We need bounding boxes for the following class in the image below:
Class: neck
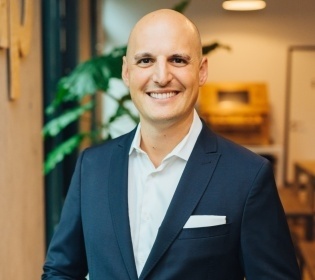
[139,114,194,167]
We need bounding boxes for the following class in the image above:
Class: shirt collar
[129,109,202,161]
[129,124,142,155]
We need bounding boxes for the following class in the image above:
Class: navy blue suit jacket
[42,124,300,279]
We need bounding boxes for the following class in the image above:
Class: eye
[137,58,154,67]
[172,58,186,64]
[139,58,151,64]
[169,56,189,66]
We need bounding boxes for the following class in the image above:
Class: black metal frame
[42,0,98,246]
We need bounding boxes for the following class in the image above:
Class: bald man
[42,9,300,279]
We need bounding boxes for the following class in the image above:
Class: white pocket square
[183,215,226,228]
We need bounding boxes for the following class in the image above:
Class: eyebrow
[133,52,153,61]
[133,52,192,61]
[171,53,192,61]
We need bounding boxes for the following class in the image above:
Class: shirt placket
[136,169,156,272]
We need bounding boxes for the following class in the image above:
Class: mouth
[148,91,179,100]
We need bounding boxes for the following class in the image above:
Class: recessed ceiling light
[222,0,266,11]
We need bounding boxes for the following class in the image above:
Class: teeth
[150,92,177,99]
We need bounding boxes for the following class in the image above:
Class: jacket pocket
[178,223,231,239]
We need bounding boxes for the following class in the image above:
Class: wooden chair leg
[305,216,314,241]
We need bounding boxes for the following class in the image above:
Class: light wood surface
[295,160,315,211]
[279,188,313,215]
[296,161,315,177]
[0,0,45,278]
[0,0,8,48]
[198,82,270,145]
[299,241,315,280]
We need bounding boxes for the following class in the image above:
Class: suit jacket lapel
[139,125,221,280]
[108,130,138,280]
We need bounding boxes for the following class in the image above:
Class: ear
[198,57,208,86]
[121,56,130,87]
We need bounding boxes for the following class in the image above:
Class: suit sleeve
[42,152,88,280]
[241,161,301,279]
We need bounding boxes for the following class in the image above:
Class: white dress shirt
[128,110,202,276]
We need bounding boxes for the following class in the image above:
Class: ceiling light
[222,0,266,11]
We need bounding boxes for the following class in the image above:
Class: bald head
[126,9,203,60]
[121,8,208,130]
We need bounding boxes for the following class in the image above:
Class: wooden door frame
[283,45,315,185]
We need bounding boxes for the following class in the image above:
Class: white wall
[102,0,315,144]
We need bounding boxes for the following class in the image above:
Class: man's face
[122,12,208,128]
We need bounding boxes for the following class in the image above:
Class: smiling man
[42,9,300,280]
[122,10,208,168]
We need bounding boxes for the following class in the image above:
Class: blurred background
[0,0,314,278]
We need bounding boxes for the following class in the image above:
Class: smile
[149,92,178,99]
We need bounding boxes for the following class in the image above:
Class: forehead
[127,14,201,58]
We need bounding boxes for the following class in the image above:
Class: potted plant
[43,0,230,175]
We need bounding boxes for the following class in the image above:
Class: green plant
[43,0,230,175]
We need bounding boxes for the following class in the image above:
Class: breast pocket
[177,223,231,239]
[161,223,233,279]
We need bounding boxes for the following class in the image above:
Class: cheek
[178,72,199,90]
[129,69,151,86]
[129,92,145,114]
[176,66,198,82]
[129,90,142,104]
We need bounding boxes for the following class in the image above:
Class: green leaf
[120,93,133,103]
[46,46,127,113]
[172,0,191,13]
[43,101,94,138]
[108,102,139,124]
[202,42,231,55]
[44,134,85,175]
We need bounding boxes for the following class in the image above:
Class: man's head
[122,9,208,127]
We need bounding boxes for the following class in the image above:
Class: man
[42,9,300,279]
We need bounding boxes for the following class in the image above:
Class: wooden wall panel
[0,0,45,278]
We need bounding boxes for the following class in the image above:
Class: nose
[152,59,172,86]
